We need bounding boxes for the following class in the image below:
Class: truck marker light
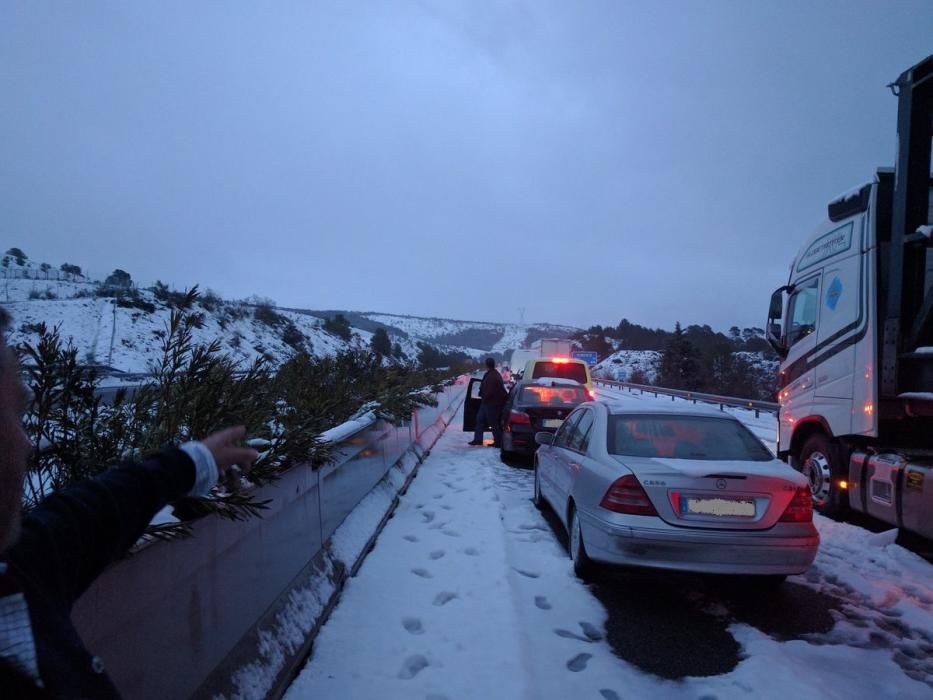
[864,402,874,415]
[838,480,849,490]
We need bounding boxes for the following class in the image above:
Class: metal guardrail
[593,378,779,418]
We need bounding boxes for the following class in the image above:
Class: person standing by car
[0,307,258,698]
[469,358,508,447]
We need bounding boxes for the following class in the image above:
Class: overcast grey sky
[2,1,931,331]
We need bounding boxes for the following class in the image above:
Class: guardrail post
[720,403,724,411]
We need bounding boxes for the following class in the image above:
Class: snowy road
[284,391,932,700]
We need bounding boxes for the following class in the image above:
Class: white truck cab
[767,54,933,539]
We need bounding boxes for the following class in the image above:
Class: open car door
[462,378,483,431]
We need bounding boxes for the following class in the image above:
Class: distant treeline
[574,318,778,400]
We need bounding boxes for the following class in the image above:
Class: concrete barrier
[71,380,467,700]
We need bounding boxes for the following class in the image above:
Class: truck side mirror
[767,287,789,358]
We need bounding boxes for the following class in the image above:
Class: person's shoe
[467,440,483,446]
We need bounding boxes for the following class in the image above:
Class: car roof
[528,357,587,365]
[513,378,585,388]
[601,402,742,420]
[529,377,583,387]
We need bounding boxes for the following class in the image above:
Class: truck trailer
[508,338,576,378]
[766,54,933,539]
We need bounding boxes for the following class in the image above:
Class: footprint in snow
[534,596,552,610]
[566,653,592,672]
[441,504,453,511]
[463,547,479,556]
[402,617,424,635]
[432,494,444,499]
[403,535,419,543]
[600,691,621,700]
[420,510,436,524]
[411,568,432,578]
[579,621,603,641]
[513,568,540,579]
[433,591,457,606]
[555,629,592,643]
[398,654,429,680]
[442,529,460,537]
[429,550,445,560]
[426,694,450,700]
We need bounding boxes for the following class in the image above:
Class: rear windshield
[607,415,773,461]
[519,385,587,407]
[530,362,587,385]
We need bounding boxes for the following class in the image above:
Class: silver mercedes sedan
[533,403,819,583]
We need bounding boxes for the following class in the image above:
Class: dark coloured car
[499,379,589,460]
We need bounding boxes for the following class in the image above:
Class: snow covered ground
[284,389,932,700]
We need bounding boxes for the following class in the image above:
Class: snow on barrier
[70,379,468,700]
[594,378,779,417]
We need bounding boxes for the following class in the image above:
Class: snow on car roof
[531,377,582,387]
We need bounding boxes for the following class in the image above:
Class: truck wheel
[800,434,848,516]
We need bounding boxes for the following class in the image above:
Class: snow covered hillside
[362,313,579,357]
[1,255,580,372]
[592,350,662,383]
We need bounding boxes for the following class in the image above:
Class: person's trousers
[473,402,503,446]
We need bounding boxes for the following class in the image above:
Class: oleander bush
[18,304,457,536]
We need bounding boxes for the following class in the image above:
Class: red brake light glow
[551,357,569,364]
[779,486,813,523]
[508,410,531,426]
[587,389,596,399]
[599,475,657,515]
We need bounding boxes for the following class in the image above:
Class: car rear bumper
[578,509,819,576]
[504,426,558,455]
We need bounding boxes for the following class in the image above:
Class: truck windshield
[608,415,773,461]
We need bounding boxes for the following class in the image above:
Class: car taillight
[599,475,657,515]
[779,486,813,523]
[587,389,596,400]
[508,410,531,426]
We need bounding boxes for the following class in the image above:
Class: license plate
[682,497,755,517]
[542,418,563,428]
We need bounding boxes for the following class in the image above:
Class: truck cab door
[780,275,821,427]
[462,378,483,432]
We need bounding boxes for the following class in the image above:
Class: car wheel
[569,506,594,581]
[533,460,544,510]
[800,433,848,516]
[759,574,787,589]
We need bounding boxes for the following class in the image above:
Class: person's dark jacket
[479,368,508,405]
[0,448,200,698]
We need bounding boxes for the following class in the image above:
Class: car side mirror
[535,432,554,446]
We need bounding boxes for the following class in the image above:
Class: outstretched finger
[229,447,260,470]
[211,425,247,445]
